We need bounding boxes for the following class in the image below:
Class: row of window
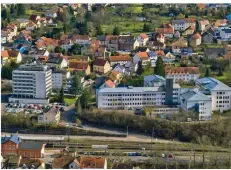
[106,98,165,101]
[217,101,230,103]
[217,96,230,99]
[106,93,165,97]
[216,105,230,108]
[103,102,165,106]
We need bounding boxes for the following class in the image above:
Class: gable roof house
[1,49,22,66]
[46,56,68,69]
[79,157,107,169]
[93,59,111,74]
[13,18,29,29]
[133,52,150,66]
[214,19,228,28]
[137,33,149,46]
[35,36,59,50]
[100,79,116,89]
[156,24,174,38]
[106,36,119,50]
[171,37,188,54]
[199,19,210,32]
[69,61,91,75]
[189,33,202,48]
[109,55,132,66]
[45,6,60,18]
[29,14,41,22]
[118,36,139,51]
[52,155,80,169]
[72,35,91,45]
[26,21,37,31]
[182,26,195,36]
[172,18,196,31]
[202,28,216,44]
[38,106,60,124]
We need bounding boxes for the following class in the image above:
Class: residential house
[97,35,107,46]
[148,51,158,67]
[163,52,176,64]
[174,31,181,38]
[72,35,91,45]
[46,57,68,69]
[59,39,74,51]
[156,24,174,38]
[155,50,165,57]
[202,28,216,43]
[214,19,228,28]
[155,33,165,43]
[26,21,37,31]
[1,49,22,65]
[147,41,166,50]
[69,61,91,75]
[29,14,41,22]
[14,30,32,45]
[14,19,29,29]
[124,61,138,73]
[38,56,49,63]
[219,28,231,40]
[118,36,139,51]
[171,37,188,54]
[38,107,61,124]
[172,18,196,31]
[35,37,59,50]
[34,49,50,60]
[68,56,90,62]
[52,155,80,169]
[19,158,45,169]
[93,59,111,74]
[180,89,212,120]
[109,70,122,83]
[45,6,59,18]
[137,33,149,46]
[109,55,132,66]
[189,33,202,47]
[204,48,225,59]
[79,157,107,169]
[106,36,119,50]
[100,79,116,89]
[199,19,210,32]
[4,155,21,169]
[165,67,200,82]
[95,47,111,59]
[144,74,166,87]
[112,64,126,74]
[182,26,195,36]
[133,52,150,65]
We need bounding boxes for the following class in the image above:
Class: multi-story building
[9,63,52,104]
[165,67,200,83]
[97,79,181,109]
[109,55,132,66]
[196,77,231,112]
[38,107,61,124]
[172,19,196,31]
[52,69,70,90]
[180,89,212,120]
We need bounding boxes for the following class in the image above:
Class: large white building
[180,89,212,120]
[9,63,52,104]
[196,77,231,112]
[97,79,181,109]
[52,69,70,90]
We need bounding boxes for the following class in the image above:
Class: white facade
[165,73,200,82]
[220,29,231,39]
[52,71,70,90]
[137,36,149,46]
[11,64,52,102]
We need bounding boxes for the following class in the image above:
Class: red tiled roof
[72,35,90,41]
[35,36,59,48]
[139,33,149,39]
[156,28,174,34]
[109,55,131,62]
[1,50,19,58]
[69,61,89,70]
[191,33,201,39]
[80,157,105,169]
[165,67,200,74]
[136,52,149,59]
[155,50,165,56]
[105,79,115,88]
[199,20,210,26]
[93,59,108,66]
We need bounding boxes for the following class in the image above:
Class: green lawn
[64,96,78,106]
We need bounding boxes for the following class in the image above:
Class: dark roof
[204,48,225,59]
[97,35,107,41]
[202,28,216,37]
[1,134,21,144]
[29,14,39,21]
[52,155,77,169]
[118,36,136,45]
[221,28,231,33]
[18,141,44,150]
[47,57,63,64]
[93,59,108,66]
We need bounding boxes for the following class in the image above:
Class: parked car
[168,154,174,158]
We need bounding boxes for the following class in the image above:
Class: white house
[133,52,150,65]
[137,33,149,46]
[165,67,200,83]
[109,55,132,66]
[219,28,231,40]
[72,35,91,45]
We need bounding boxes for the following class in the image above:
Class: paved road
[61,104,76,123]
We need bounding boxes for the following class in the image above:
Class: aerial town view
[1,3,231,169]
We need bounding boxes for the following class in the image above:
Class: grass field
[64,95,78,106]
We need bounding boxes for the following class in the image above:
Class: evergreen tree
[71,73,83,95]
[205,67,210,77]
[10,4,15,14]
[113,26,120,35]
[80,88,91,109]
[54,46,63,53]
[155,57,165,77]
[136,60,143,75]
[17,4,26,16]
[2,8,9,20]
[76,98,82,115]
[59,86,64,104]
[195,20,200,32]
[217,68,223,76]
[96,25,103,35]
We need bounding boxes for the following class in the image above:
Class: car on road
[168,154,174,158]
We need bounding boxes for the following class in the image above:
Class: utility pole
[126,125,129,137]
